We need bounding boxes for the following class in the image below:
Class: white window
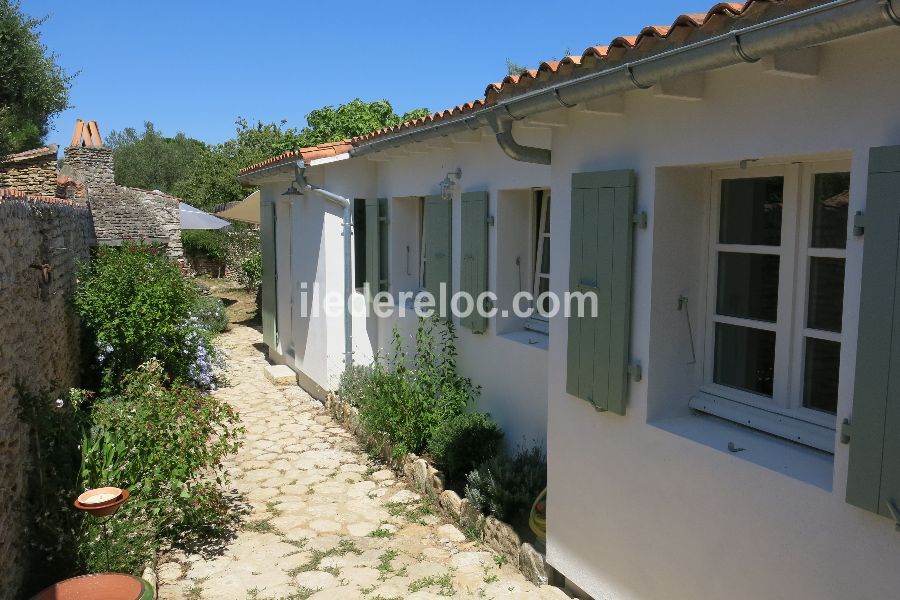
[526,189,551,334]
[694,161,849,452]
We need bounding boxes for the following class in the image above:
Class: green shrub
[428,412,503,483]
[74,243,221,390]
[181,229,226,260]
[240,252,262,292]
[338,363,374,407]
[16,384,90,593]
[357,317,480,457]
[77,361,243,572]
[194,294,229,333]
[465,446,547,522]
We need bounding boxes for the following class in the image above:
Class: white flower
[54,398,64,408]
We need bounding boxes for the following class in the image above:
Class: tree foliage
[0,0,73,157]
[172,99,428,210]
[106,121,205,193]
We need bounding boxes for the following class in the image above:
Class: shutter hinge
[628,362,642,382]
[853,211,865,236]
[487,215,495,226]
[840,418,852,444]
[379,216,390,224]
[632,212,647,229]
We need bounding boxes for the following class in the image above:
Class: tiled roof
[238,141,354,176]
[2,145,58,164]
[239,0,821,176]
[0,187,84,207]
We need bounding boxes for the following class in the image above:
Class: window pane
[803,338,841,414]
[714,323,776,397]
[540,238,550,274]
[720,177,784,245]
[716,252,780,322]
[807,257,845,332]
[537,277,550,315]
[543,196,551,234]
[811,172,850,249]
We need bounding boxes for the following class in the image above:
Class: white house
[239,1,900,598]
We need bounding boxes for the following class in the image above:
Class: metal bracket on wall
[853,211,866,236]
[887,500,900,532]
[487,215,495,226]
[628,362,643,382]
[632,212,648,229]
[840,418,852,444]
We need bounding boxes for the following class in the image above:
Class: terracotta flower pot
[74,487,129,517]
[31,573,153,600]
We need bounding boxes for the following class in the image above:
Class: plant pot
[74,487,129,517]
[31,573,154,600]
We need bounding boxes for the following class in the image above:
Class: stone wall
[0,146,59,197]
[59,145,115,198]
[0,192,96,596]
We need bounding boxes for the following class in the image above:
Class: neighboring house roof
[240,0,820,176]
[1,145,58,164]
[88,186,181,244]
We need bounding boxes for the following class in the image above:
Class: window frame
[526,188,551,334]
[701,160,849,438]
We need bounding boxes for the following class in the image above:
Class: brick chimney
[60,120,115,196]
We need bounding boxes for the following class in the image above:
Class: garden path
[157,323,567,600]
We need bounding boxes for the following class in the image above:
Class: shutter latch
[840,418,852,444]
[632,212,648,229]
[853,211,865,236]
[628,362,643,382]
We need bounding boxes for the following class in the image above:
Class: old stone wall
[59,145,115,198]
[0,146,59,197]
[0,193,96,596]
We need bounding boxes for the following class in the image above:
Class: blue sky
[25,0,716,148]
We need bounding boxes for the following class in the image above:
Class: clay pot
[74,488,129,517]
[31,573,153,600]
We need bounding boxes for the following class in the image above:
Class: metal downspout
[293,161,354,368]
[488,112,552,165]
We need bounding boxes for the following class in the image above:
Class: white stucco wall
[258,24,900,600]
[544,29,900,600]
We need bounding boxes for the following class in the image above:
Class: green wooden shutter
[261,199,277,349]
[365,198,380,292]
[379,198,389,292]
[566,170,636,415]
[847,145,900,523]
[424,194,451,306]
[461,191,489,333]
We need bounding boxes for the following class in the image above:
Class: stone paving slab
[157,324,568,600]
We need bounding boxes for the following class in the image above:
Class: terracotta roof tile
[240,1,821,176]
[2,145,58,164]
[0,187,83,207]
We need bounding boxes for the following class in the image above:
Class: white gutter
[292,161,354,368]
[347,0,900,164]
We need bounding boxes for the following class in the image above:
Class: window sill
[652,412,834,491]
[497,329,549,351]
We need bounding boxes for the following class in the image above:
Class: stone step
[263,364,296,386]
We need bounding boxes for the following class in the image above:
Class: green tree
[175,99,428,209]
[0,1,73,157]
[106,121,206,193]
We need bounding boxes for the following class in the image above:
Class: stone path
[157,324,566,600]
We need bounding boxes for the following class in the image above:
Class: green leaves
[0,1,73,157]
[347,316,480,457]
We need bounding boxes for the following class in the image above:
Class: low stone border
[142,562,158,598]
[324,392,549,586]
